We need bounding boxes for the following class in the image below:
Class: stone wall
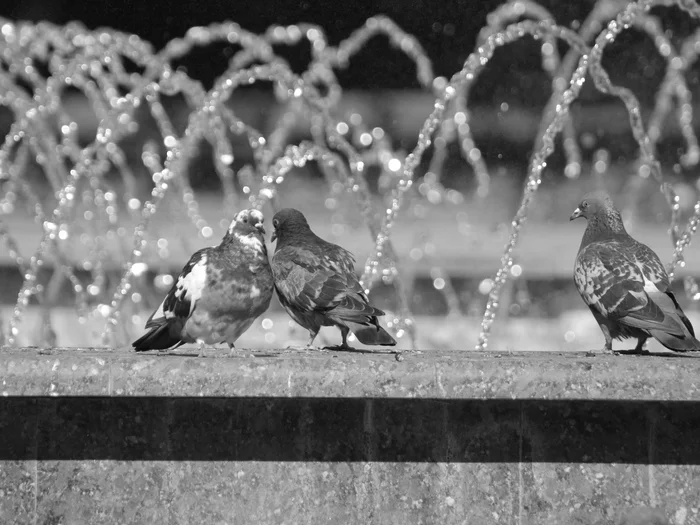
[1,348,698,524]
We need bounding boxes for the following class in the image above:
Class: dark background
[1,0,698,100]
[2,0,700,189]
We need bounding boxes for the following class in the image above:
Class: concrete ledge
[1,348,699,400]
[1,349,699,524]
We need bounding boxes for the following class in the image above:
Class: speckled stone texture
[0,348,699,524]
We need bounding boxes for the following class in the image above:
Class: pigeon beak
[255,222,265,235]
[271,230,277,243]
[569,207,583,221]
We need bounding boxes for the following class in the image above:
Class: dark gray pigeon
[270,208,396,350]
[571,191,700,353]
[132,209,273,356]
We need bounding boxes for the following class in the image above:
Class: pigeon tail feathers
[648,329,700,352]
[614,289,700,351]
[668,293,696,336]
[345,320,397,346]
[132,321,184,351]
[618,293,686,336]
[329,295,386,321]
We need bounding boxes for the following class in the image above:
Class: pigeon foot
[617,347,650,356]
[285,344,322,352]
[584,347,619,357]
[324,343,357,352]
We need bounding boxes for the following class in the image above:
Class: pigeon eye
[582,201,588,209]
[273,219,279,228]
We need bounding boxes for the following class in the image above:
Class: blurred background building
[2,0,699,192]
[1,0,700,350]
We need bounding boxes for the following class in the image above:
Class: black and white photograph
[0,0,699,523]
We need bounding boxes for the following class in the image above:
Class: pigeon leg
[586,324,616,356]
[197,340,206,358]
[339,326,353,349]
[306,329,319,347]
[600,325,616,354]
[325,326,356,351]
[285,327,321,351]
[228,342,235,355]
[633,337,648,354]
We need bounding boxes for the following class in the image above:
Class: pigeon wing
[146,248,209,327]
[321,243,386,318]
[621,242,687,334]
[632,242,670,291]
[272,244,381,317]
[575,241,684,335]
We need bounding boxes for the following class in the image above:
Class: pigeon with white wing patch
[132,209,274,357]
[571,191,700,353]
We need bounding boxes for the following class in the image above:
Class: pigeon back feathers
[156,251,208,323]
[132,249,209,350]
[272,243,382,320]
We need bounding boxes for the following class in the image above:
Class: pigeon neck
[220,231,235,247]
[221,229,262,248]
[580,209,627,249]
[275,225,313,250]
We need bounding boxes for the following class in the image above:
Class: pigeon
[570,191,700,353]
[270,208,396,350]
[132,209,274,356]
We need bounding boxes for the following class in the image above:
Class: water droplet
[131,263,148,277]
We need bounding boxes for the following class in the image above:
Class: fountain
[1,0,700,350]
[4,4,700,521]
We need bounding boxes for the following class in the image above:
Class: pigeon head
[227,209,266,238]
[570,191,627,241]
[570,191,617,221]
[271,208,311,243]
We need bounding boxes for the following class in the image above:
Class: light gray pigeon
[132,209,273,356]
[571,191,700,353]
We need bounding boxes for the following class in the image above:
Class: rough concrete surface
[0,348,699,524]
[1,347,700,399]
